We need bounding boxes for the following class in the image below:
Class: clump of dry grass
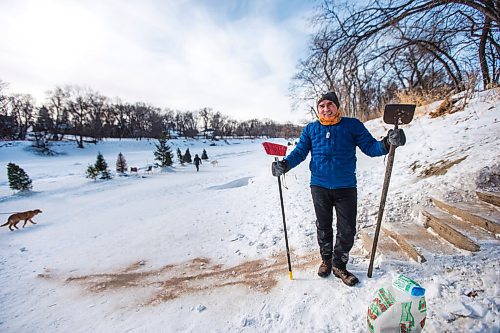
[395,89,449,106]
[412,156,468,178]
[429,95,458,118]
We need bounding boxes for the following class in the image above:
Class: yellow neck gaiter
[319,108,342,125]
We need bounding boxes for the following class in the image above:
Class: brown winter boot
[332,266,359,286]
[317,259,332,278]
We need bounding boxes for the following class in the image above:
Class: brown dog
[1,209,42,231]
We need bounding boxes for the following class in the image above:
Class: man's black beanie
[317,91,340,109]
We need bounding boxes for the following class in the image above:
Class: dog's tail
[0,221,8,227]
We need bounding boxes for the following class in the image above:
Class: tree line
[291,0,499,120]
[0,80,303,147]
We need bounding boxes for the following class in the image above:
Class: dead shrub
[429,95,458,118]
[395,88,449,106]
[419,156,468,178]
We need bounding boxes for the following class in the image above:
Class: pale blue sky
[0,0,316,123]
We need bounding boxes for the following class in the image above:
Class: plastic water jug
[367,274,427,333]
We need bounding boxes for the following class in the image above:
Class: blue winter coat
[285,118,388,189]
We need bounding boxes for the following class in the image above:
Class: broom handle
[276,157,293,280]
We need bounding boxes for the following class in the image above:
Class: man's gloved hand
[383,128,406,150]
[272,160,290,177]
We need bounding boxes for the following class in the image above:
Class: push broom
[262,142,293,280]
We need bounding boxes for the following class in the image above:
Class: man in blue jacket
[272,91,405,286]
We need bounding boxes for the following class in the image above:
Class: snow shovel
[262,142,293,280]
[367,104,416,278]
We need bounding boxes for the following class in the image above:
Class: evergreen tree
[154,137,173,167]
[86,164,99,180]
[183,148,192,163]
[95,152,108,172]
[32,106,54,155]
[86,152,112,180]
[7,163,33,191]
[116,152,127,173]
[176,147,183,164]
[201,149,208,160]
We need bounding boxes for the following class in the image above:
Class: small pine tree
[87,152,112,180]
[116,152,127,173]
[176,148,183,164]
[95,152,108,172]
[183,148,192,163]
[201,149,208,160]
[86,164,99,180]
[7,163,33,191]
[154,138,173,167]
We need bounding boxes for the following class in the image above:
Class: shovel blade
[383,104,416,125]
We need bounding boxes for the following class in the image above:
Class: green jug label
[399,302,415,333]
[418,298,427,313]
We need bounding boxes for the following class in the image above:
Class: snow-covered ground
[0,89,499,332]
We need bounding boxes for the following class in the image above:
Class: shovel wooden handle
[367,130,397,278]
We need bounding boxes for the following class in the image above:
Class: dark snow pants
[310,185,357,269]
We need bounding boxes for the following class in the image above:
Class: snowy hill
[0,89,499,332]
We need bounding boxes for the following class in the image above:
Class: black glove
[383,128,406,150]
[272,160,290,177]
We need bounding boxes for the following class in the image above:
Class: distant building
[196,129,214,139]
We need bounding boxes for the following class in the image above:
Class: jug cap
[410,286,425,297]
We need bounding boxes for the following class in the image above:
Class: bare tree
[173,111,186,138]
[199,107,213,137]
[101,102,117,138]
[182,111,199,138]
[130,102,151,140]
[292,0,499,119]
[210,111,226,139]
[0,79,9,115]
[222,119,239,138]
[9,94,35,140]
[66,86,90,148]
[87,89,108,141]
[45,87,70,141]
[112,101,133,139]
[145,106,165,138]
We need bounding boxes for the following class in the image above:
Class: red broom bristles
[262,142,287,156]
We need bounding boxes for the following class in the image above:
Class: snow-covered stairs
[359,190,500,264]
[476,190,500,207]
[428,195,500,235]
